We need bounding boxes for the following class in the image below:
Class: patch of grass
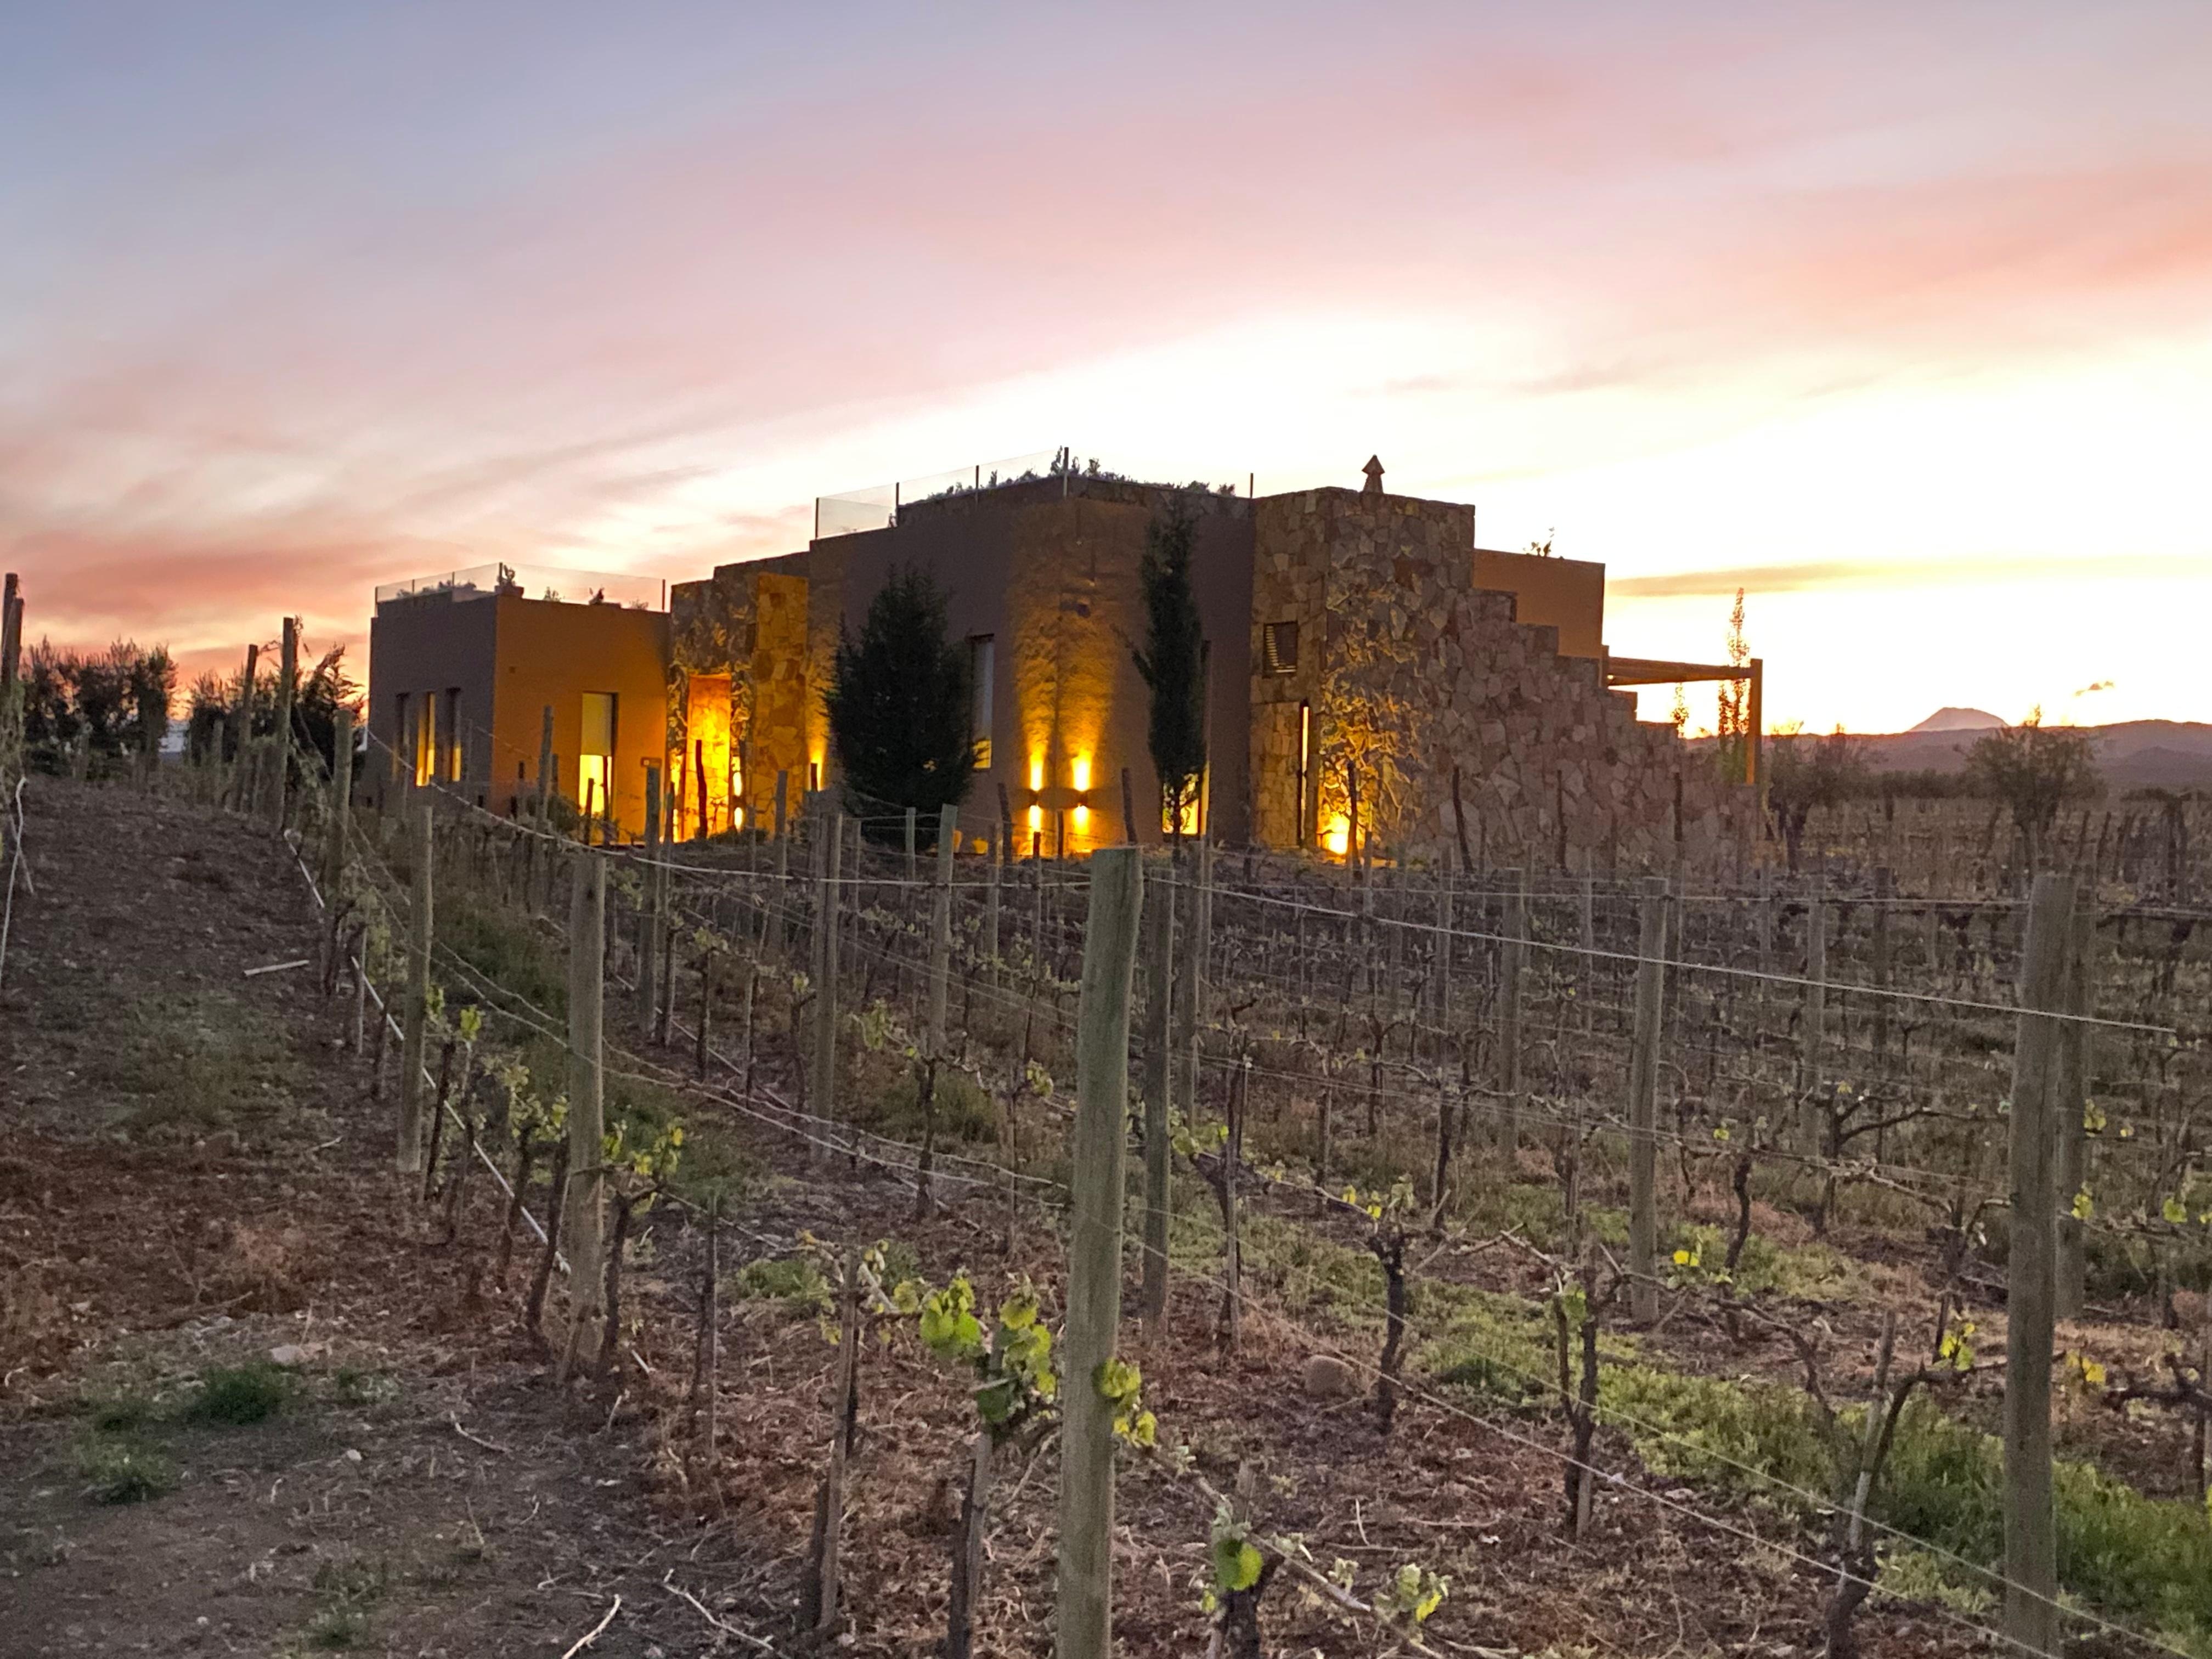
[441,889,567,1021]
[330,1367,399,1407]
[1674,1222,1864,1300]
[866,1066,998,1143]
[82,1389,157,1434]
[733,1256,831,1314]
[92,990,303,1135]
[188,1361,291,1425]
[305,1555,388,1649]
[75,1436,177,1504]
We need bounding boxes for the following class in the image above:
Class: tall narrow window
[444,688,463,782]
[1297,700,1311,847]
[413,693,435,786]
[579,692,616,821]
[968,635,995,766]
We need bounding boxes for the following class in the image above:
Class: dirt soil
[1,780,1993,1657]
[0,782,725,1657]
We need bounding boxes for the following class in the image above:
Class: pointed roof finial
[1361,455,1385,496]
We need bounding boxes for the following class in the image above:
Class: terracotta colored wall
[490,597,669,834]
[1472,549,1607,658]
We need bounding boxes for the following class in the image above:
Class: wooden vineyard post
[565,851,608,1365]
[268,617,297,830]
[324,706,354,897]
[802,1250,862,1635]
[809,802,843,1161]
[638,764,662,1029]
[1871,866,1895,1058]
[1219,1053,1248,1353]
[1139,855,1176,1334]
[2056,904,2093,1321]
[1801,885,1828,1148]
[535,706,554,827]
[1120,766,1137,845]
[1499,867,1527,1160]
[984,825,1002,987]
[225,642,258,812]
[905,805,918,887]
[1434,871,1454,1045]
[2004,871,2074,1658]
[398,804,434,1178]
[1628,876,1668,1322]
[1172,838,1214,1125]
[926,803,956,1053]
[1057,847,1142,1659]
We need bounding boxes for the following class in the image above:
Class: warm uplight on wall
[1070,755,1092,792]
[731,806,745,831]
[1026,803,1043,833]
[1323,812,1351,859]
[1072,804,1090,834]
[1028,758,1045,791]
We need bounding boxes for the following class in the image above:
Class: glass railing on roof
[374,563,664,611]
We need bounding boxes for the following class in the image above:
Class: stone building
[659,456,1759,867]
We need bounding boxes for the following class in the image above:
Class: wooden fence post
[398,805,434,1176]
[1499,867,1527,1160]
[1172,839,1212,1125]
[1871,866,1895,1057]
[1628,876,1668,1322]
[2056,904,2093,1321]
[926,803,956,1052]
[226,642,258,812]
[1057,845,1142,1659]
[810,803,843,1159]
[566,851,608,1359]
[1139,855,1176,1333]
[324,707,354,897]
[2004,871,2074,1657]
[1801,886,1828,1147]
[638,765,662,1028]
[268,617,297,830]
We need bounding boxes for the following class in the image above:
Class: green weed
[189,1361,291,1425]
[75,1436,177,1504]
[734,1256,831,1314]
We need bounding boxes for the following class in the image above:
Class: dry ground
[0,780,1992,1657]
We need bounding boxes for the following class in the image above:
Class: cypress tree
[825,565,974,842]
[1132,501,1207,844]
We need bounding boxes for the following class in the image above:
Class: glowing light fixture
[1026,803,1043,833]
[1070,755,1092,792]
[1029,757,1045,791]
[1073,803,1090,833]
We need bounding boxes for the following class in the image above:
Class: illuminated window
[411,693,435,786]
[969,635,995,766]
[443,688,462,781]
[1296,701,1311,846]
[1160,778,1202,839]
[1262,621,1299,676]
[579,692,616,821]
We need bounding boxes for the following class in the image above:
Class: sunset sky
[5,3,2209,735]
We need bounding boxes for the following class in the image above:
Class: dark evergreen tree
[825,565,974,841]
[1132,500,1207,844]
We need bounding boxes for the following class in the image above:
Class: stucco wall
[365,591,498,804]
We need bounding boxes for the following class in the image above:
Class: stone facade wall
[1251,487,1734,870]
[668,556,813,830]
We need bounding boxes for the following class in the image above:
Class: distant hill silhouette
[1846,720,2212,791]
[1908,707,2004,733]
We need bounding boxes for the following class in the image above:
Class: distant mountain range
[1850,719,2212,791]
